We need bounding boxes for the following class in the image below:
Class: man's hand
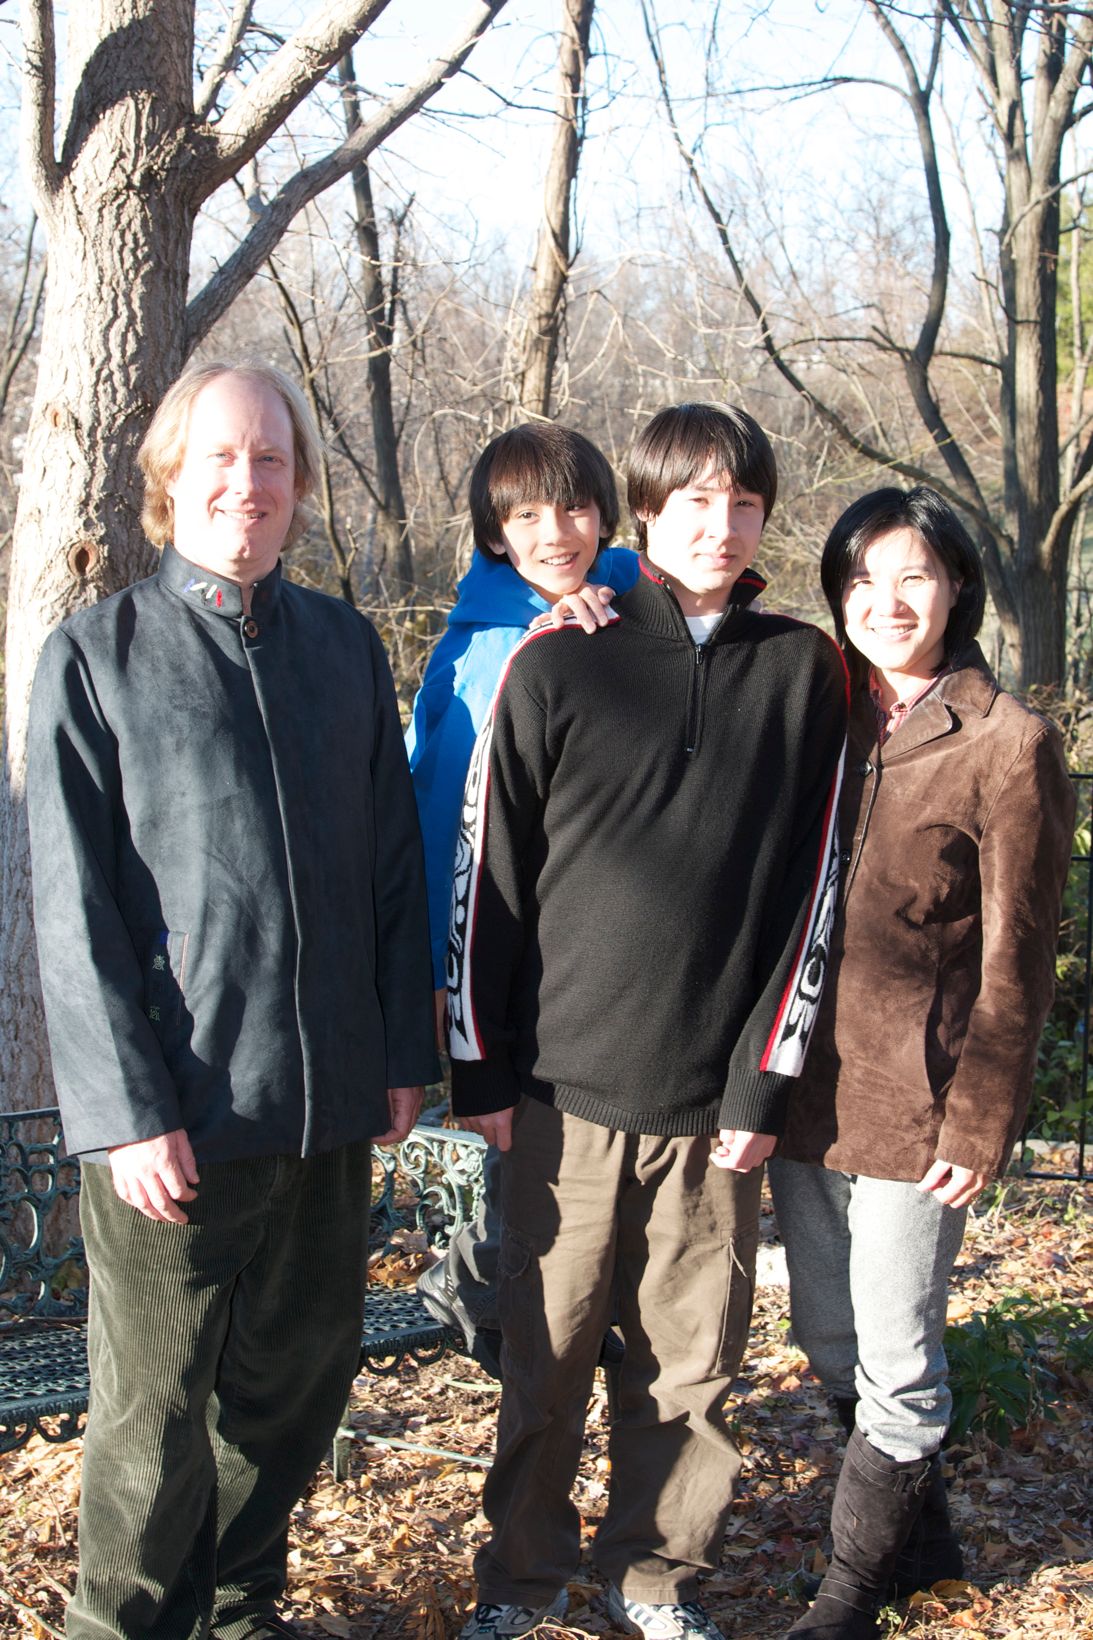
[710,1129,777,1173]
[528,584,616,634]
[917,1158,989,1209]
[458,1108,515,1151]
[375,1086,424,1146]
[107,1129,199,1223]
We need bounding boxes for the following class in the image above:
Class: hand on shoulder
[529,584,616,634]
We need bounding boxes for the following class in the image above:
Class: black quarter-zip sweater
[448,562,849,1139]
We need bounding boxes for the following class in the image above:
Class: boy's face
[639,462,765,617]
[491,500,608,603]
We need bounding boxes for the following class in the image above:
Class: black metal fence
[1022,772,1090,1182]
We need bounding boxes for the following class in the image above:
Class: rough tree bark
[509,0,595,420]
[0,0,510,1109]
[642,0,1093,689]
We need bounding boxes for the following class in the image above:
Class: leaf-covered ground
[2,1172,1090,1640]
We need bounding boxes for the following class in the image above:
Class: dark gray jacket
[28,545,439,1162]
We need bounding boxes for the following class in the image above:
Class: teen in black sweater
[448,404,848,1640]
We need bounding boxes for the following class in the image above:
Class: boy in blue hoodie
[408,424,638,1365]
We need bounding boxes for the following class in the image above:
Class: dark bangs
[627,403,778,548]
[470,424,619,554]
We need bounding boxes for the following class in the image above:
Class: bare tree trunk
[641,0,1092,690]
[0,0,511,1110]
[0,0,199,1109]
[339,53,414,593]
[509,0,594,420]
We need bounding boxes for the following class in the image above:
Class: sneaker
[606,1585,726,1640]
[458,1592,568,1637]
[418,1259,505,1380]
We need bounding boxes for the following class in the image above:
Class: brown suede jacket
[780,643,1075,1182]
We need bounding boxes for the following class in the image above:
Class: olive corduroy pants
[68,1144,371,1640]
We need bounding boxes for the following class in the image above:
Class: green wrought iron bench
[0,1107,486,1462]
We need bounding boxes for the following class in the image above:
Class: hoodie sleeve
[406,623,525,987]
[595,547,641,594]
[718,632,849,1137]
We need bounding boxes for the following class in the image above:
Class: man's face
[640,462,765,617]
[166,374,297,585]
[490,499,607,602]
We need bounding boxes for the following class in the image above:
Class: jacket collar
[628,557,768,640]
[852,641,1000,760]
[157,542,284,621]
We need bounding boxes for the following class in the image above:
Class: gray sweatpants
[475,1097,762,1608]
[767,1157,967,1461]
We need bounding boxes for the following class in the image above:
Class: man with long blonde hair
[27,362,437,1638]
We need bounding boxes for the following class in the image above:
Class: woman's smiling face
[841,526,961,695]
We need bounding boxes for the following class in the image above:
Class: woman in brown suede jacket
[770,487,1074,1640]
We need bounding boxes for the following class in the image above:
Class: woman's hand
[916,1158,989,1209]
[529,583,616,634]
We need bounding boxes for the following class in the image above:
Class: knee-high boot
[785,1429,931,1639]
[823,1397,963,1599]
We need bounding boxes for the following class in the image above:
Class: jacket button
[839,850,851,867]
[855,760,871,776]
[242,618,259,639]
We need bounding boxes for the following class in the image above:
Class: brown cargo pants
[474,1097,761,1607]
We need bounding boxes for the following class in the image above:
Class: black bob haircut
[626,402,778,550]
[469,423,619,556]
[820,485,987,691]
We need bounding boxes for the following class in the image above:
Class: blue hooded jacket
[406,547,640,985]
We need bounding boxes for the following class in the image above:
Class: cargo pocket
[144,929,190,1043]
[496,1224,536,1378]
[717,1222,759,1379]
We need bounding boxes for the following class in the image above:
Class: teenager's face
[640,463,765,617]
[491,499,608,602]
[841,528,961,694]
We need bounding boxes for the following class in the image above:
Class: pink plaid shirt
[868,666,950,744]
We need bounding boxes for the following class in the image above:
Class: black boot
[799,1398,963,1604]
[833,1395,858,1438]
[786,1429,931,1638]
[889,1455,963,1595]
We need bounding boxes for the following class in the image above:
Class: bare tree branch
[267,257,358,605]
[1000,160,1093,245]
[0,216,46,424]
[202,0,394,182]
[19,0,60,210]
[640,0,1003,539]
[510,0,595,419]
[194,0,258,121]
[185,0,512,350]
